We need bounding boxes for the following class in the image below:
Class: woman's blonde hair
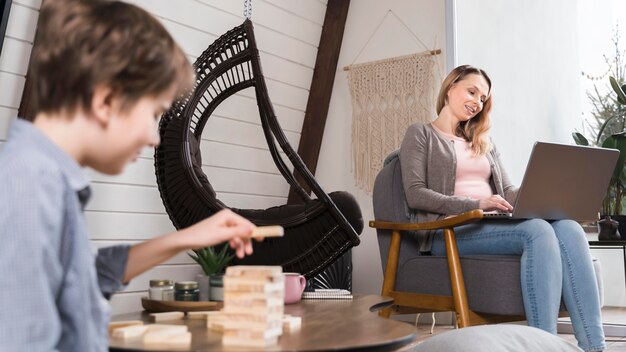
[436,65,492,156]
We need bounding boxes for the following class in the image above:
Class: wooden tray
[141,297,223,312]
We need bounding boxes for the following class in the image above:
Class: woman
[399,65,605,352]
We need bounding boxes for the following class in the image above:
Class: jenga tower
[221,266,285,347]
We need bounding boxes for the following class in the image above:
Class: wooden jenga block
[225,274,283,286]
[111,325,149,339]
[144,331,192,347]
[223,280,284,294]
[223,327,282,339]
[224,290,284,300]
[222,303,283,316]
[220,311,283,331]
[108,320,143,335]
[221,319,282,331]
[150,311,185,322]
[220,312,283,324]
[226,265,283,278]
[143,324,190,346]
[147,324,188,334]
[186,311,221,320]
[223,296,284,308]
[251,226,284,238]
[206,313,227,332]
[282,315,302,332]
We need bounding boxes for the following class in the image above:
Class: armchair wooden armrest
[369,209,484,231]
[369,209,484,327]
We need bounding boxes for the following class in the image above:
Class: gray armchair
[370,153,603,328]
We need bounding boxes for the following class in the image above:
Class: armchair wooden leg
[379,306,392,318]
[443,228,470,328]
[380,230,401,318]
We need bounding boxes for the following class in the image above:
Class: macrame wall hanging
[344,10,441,192]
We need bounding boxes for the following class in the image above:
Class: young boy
[0,0,258,350]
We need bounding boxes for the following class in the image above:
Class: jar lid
[149,279,173,287]
[175,281,198,290]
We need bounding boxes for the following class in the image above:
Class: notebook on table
[301,289,353,300]
[483,142,619,221]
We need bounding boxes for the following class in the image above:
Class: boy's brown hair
[27,0,194,117]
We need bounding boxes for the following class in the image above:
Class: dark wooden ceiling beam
[288,0,351,204]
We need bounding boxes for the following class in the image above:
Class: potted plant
[573,76,626,239]
[188,245,233,301]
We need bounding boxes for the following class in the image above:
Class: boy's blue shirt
[0,119,130,351]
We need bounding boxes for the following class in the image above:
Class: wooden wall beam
[287,0,351,204]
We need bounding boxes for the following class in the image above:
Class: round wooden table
[109,294,417,351]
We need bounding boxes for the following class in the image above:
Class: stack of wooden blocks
[221,265,285,347]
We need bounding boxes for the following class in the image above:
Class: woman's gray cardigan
[399,122,519,253]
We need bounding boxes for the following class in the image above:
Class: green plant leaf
[595,115,619,145]
[187,245,233,276]
[602,132,626,187]
[610,76,626,105]
[572,132,589,146]
[619,167,626,187]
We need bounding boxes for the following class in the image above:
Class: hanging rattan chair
[155,19,362,279]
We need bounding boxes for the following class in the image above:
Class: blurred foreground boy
[0,0,258,350]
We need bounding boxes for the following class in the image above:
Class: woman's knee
[551,219,584,236]
[551,219,588,248]
[517,219,559,251]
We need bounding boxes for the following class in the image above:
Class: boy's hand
[187,209,257,258]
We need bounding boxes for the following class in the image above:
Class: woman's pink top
[431,124,492,200]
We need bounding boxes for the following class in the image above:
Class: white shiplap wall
[0,0,39,142]
[0,0,327,314]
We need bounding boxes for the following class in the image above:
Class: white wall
[0,0,327,314]
[0,0,38,145]
[456,0,581,184]
[577,0,614,134]
[317,0,447,296]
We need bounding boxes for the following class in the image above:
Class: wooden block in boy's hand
[251,225,284,238]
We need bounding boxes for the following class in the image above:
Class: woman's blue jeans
[431,219,605,352]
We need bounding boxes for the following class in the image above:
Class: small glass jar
[149,279,174,301]
[209,274,224,301]
[175,281,200,301]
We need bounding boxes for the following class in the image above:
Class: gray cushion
[412,325,582,352]
[396,255,524,315]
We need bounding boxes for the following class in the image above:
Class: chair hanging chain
[243,0,253,19]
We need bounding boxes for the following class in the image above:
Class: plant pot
[209,274,224,301]
[196,274,210,301]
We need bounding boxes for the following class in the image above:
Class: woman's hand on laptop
[479,195,514,212]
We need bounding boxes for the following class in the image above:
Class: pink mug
[284,272,306,304]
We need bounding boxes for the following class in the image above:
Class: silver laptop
[483,142,619,221]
